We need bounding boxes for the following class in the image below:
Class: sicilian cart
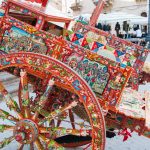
[0,0,149,149]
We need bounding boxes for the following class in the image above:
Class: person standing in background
[136,25,142,38]
[123,21,130,38]
[95,22,103,30]
[98,22,103,30]
[118,32,123,38]
[115,22,120,37]
[106,24,111,33]
[103,24,107,31]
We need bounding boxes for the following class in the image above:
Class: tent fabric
[75,12,148,25]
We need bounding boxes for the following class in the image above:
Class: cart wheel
[0,52,106,150]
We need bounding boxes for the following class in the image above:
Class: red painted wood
[42,0,48,7]
[25,0,48,7]
[7,0,72,23]
[89,0,105,26]
[61,140,91,148]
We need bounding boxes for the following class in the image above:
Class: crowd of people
[95,23,111,33]
[95,21,145,38]
[114,22,143,39]
[95,21,147,47]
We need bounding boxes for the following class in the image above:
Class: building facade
[109,0,147,17]
[69,0,148,17]
[49,0,148,18]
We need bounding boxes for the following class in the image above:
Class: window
[141,12,147,17]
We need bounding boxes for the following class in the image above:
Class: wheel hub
[14,119,39,144]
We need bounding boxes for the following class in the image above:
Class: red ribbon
[118,128,132,142]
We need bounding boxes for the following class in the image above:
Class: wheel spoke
[38,79,54,107]
[17,144,24,150]
[0,124,14,133]
[32,79,54,121]
[50,101,78,117]
[83,143,92,149]
[0,136,15,149]
[0,81,23,119]
[39,135,64,150]
[38,101,78,125]
[38,134,48,143]
[31,105,50,117]
[30,143,34,150]
[20,70,30,118]
[18,81,23,111]
[39,127,92,137]
[47,140,65,150]
[56,119,62,127]
[34,138,44,150]
[49,119,55,128]
[69,109,75,129]
[0,108,18,122]
[54,117,91,128]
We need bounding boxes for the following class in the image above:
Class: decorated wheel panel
[0,52,106,150]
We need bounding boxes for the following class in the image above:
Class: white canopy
[100,12,148,25]
[75,12,148,25]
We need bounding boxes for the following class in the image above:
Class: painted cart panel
[67,22,149,90]
[0,16,132,111]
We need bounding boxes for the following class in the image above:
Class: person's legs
[126,31,129,38]
[116,30,119,37]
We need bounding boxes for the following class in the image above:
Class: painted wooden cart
[0,0,149,150]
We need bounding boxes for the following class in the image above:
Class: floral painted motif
[75,58,109,95]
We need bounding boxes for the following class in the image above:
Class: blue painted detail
[82,95,87,101]
[93,48,99,53]
[75,33,84,39]
[0,12,4,17]
[0,58,10,66]
[116,50,125,56]
[120,63,126,68]
[72,80,81,91]
[16,59,23,64]
[102,66,108,73]
[23,9,29,14]
[11,26,30,37]
[116,57,121,62]
[117,116,123,122]
[96,42,104,48]
[38,20,41,24]
[74,40,80,45]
